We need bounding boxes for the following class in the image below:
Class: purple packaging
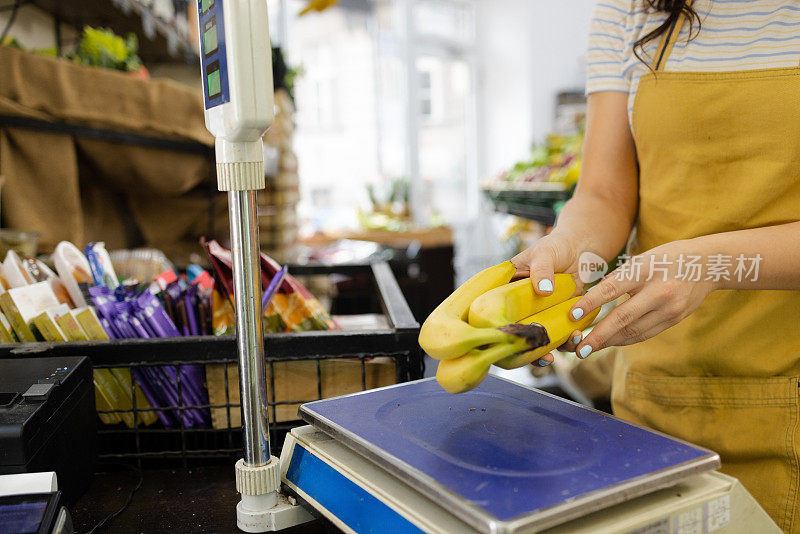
[159,366,204,428]
[133,367,175,427]
[129,315,152,338]
[137,292,180,338]
[134,310,158,338]
[114,301,148,339]
[89,286,116,319]
[140,366,188,428]
[165,282,184,329]
[99,316,119,339]
[261,266,286,309]
[162,364,209,427]
[152,367,200,428]
[184,285,199,336]
[112,313,136,339]
[178,364,210,418]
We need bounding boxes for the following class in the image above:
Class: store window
[269,0,478,234]
[418,68,433,120]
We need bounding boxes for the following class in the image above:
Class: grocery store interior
[0,0,790,533]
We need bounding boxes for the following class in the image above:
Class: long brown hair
[634,0,702,65]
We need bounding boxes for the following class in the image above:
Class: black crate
[0,262,423,467]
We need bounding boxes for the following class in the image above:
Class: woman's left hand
[566,239,717,358]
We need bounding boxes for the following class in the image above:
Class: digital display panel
[0,497,49,534]
[203,18,218,57]
[207,61,222,100]
[199,0,228,108]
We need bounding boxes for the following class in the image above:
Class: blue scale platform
[299,376,718,530]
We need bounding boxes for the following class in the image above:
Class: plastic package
[109,248,175,283]
[53,241,93,308]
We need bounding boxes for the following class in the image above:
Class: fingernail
[538,279,553,293]
[538,359,552,367]
[579,345,593,359]
[572,308,584,320]
[572,335,582,345]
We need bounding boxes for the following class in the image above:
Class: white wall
[0,5,78,50]
[477,0,595,177]
[450,1,595,285]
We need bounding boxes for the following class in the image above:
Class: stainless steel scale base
[282,426,778,534]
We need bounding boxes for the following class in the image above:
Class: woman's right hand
[510,231,587,362]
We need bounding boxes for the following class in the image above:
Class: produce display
[419,262,599,394]
[72,27,143,73]
[496,132,584,189]
[1,26,147,77]
[357,179,412,232]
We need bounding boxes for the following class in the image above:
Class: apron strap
[652,0,695,71]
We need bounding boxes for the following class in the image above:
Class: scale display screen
[0,495,50,534]
[207,61,222,100]
[203,17,218,57]
[197,0,229,108]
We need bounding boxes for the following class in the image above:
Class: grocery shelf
[30,0,196,63]
[492,203,557,226]
[483,182,573,226]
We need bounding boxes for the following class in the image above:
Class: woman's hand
[511,230,585,296]
[569,239,717,359]
[511,231,587,366]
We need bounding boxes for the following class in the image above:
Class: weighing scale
[281,376,778,533]
[196,2,778,532]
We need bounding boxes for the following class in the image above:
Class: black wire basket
[483,182,574,226]
[0,262,423,467]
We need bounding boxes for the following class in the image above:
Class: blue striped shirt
[587,0,800,125]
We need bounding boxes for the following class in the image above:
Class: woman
[513,0,800,530]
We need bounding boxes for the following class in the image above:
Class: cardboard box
[206,358,397,428]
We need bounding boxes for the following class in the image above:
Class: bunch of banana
[419,263,600,394]
[418,262,547,359]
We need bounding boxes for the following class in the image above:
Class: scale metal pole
[228,189,270,467]
[196,0,313,528]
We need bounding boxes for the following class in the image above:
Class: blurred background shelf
[483,183,572,226]
[27,0,196,63]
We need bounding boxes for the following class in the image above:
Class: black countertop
[72,465,326,533]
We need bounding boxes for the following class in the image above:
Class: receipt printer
[0,357,95,505]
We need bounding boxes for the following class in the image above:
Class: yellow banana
[436,337,535,394]
[468,273,577,328]
[419,261,544,360]
[493,297,600,370]
[435,296,600,393]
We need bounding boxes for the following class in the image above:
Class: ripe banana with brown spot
[419,261,548,361]
[493,297,600,370]
[468,273,577,368]
[435,336,541,394]
[436,297,600,392]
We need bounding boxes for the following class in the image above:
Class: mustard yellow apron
[611,6,800,532]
